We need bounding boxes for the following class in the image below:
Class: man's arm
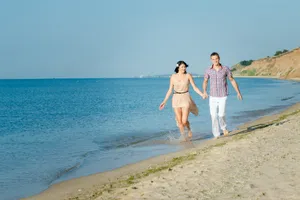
[202,69,209,99]
[225,66,242,100]
[228,76,242,100]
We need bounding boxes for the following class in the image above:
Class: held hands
[202,92,208,99]
[199,93,205,99]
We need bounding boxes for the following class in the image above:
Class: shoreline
[23,102,300,200]
[232,75,278,79]
[233,76,300,82]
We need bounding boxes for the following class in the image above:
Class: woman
[159,60,204,141]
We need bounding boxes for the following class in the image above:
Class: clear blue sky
[0,0,300,78]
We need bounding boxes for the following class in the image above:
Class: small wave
[189,134,212,142]
[93,130,177,150]
[281,96,294,101]
[140,131,212,146]
[62,163,81,174]
[48,162,82,185]
[93,129,214,152]
[232,105,289,119]
[79,149,100,158]
[143,134,181,146]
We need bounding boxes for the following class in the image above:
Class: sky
[0,0,300,79]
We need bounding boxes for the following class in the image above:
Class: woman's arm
[159,75,174,110]
[188,74,204,97]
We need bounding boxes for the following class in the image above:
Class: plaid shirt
[204,65,232,97]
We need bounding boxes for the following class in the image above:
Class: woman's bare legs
[174,108,184,136]
[181,107,191,139]
[174,107,191,141]
[186,121,192,138]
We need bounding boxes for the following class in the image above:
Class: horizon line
[0,75,206,80]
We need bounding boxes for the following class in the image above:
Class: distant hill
[231,47,300,79]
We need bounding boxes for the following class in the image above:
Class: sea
[0,77,299,200]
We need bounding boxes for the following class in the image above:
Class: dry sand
[24,103,300,200]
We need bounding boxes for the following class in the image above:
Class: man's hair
[210,52,220,58]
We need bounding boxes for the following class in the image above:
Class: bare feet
[223,129,229,136]
[188,130,193,139]
[213,136,220,140]
[179,134,187,142]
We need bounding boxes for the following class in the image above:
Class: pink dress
[172,75,199,116]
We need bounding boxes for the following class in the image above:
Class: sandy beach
[23,102,300,200]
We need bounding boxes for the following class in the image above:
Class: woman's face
[178,64,186,73]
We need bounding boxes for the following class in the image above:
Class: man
[203,52,242,138]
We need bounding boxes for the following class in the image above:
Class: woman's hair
[174,60,188,73]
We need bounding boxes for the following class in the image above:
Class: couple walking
[159,52,242,141]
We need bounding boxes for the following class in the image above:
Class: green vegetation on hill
[274,49,288,56]
[240,69,256,76]
[230,60,254,73]
[240,60,254,66]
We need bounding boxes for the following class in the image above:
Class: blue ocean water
[0,78,299,200]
